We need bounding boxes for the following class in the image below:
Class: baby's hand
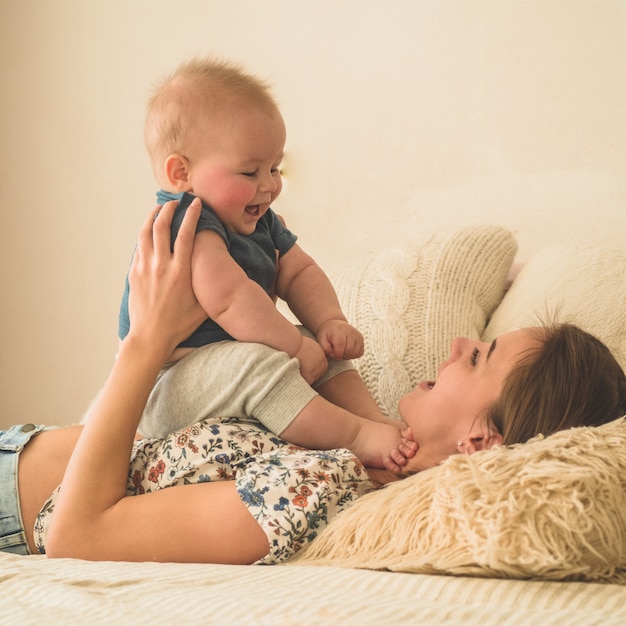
[317,320,364,360]
[295,336,328,385]
[352,423,418,472]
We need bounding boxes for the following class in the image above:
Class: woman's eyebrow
[486,339,497,362]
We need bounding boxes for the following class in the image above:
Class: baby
[116,57,415,471]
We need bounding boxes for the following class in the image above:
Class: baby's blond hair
[144,57,278,171]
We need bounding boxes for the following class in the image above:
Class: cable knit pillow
[293,417,626,583]
[483,243,626,371]
[332,225,517,418]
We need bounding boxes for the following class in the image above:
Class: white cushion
[484,243,626,371]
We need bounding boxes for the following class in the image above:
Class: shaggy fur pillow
[293,418,626,583]
[332,225,516,418]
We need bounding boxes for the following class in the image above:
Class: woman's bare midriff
[17,426,83,554]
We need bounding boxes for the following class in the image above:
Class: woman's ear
[164,154,192,191]
[483,431,503,450]
[460,430,503,454]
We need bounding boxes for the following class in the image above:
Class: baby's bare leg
[315,369,397,426]
[280,395,416,471]
[296,326,390,424]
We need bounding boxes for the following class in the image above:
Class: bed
[2,225,625,625]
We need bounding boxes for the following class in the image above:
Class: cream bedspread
[2,553,625,625]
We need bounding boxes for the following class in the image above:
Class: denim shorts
[0,424,50,555]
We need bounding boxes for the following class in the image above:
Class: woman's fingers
[152,199,179,259]
[128,198,206,349]
[174,197,201,260]
[134,204,163,265]
[149,197,201,267]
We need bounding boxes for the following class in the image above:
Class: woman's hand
[127,198,208,356]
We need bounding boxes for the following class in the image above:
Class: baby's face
[186,105,286,235]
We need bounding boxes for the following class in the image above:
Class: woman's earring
[457,440,464,447]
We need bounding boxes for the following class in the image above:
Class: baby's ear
[164,154,191,191]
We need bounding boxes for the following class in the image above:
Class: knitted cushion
[332,225,517,418]
[293,417,626,583]
[483,243,626,371]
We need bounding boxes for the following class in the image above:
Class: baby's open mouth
[246,205,261,216]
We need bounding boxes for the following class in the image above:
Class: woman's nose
[448,337,470,363]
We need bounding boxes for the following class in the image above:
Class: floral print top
[34,417,375,564]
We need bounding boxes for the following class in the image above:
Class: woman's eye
[470,347,480,366]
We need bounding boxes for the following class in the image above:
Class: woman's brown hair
[488,323,626,445]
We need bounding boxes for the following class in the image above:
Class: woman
[5,201,626,564]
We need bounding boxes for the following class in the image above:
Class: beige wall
[1,0,625,427]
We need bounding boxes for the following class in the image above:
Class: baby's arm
[276,244,364,360]
[191,230,327,381]
[192,230,300,352]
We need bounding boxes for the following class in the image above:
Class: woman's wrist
[118,333,173,371]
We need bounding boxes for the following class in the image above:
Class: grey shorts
[138,328,357,439]
[0,424,51,555]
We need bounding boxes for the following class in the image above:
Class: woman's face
[399,329,540,471]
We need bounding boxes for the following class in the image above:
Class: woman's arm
[44,199,268,563]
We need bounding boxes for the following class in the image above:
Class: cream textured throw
[294,418,626,583]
